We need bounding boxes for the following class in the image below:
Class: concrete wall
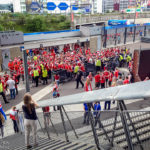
[74,13,150,26]
[90,36,98,52]
[9,47,22,60]
[0,47,22,72]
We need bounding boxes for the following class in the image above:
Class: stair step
[71,143,90,150]
[58,142,79,150]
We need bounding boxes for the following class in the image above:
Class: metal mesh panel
[126,27,134,43]
[106,29,116,47]
[135,26,144,41]
[116,28,125,45]
[145,25,150,36]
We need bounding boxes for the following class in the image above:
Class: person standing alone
[22,93,39,149]
[6,77,16,99]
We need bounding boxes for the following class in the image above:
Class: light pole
[91,0,94,15]
[70,0,73,30]
[79,0,82,29]
[22,49,30,93]
[134,0,137,24]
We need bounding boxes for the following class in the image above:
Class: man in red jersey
[123,76,129,85]
[94,72,100,89]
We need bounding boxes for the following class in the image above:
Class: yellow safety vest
[96,60,101,67]
[33,56,37,61]
[0,83,3,93]
[42,69,48,78]
[74,66,79,73]
[126,55,131,62]
[40,64,44,70]
[119,55,123,61]
[33,70,39,77]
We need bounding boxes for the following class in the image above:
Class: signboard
[58,2,69,11]
[126,8,141,13]
[47,2,57,11]
[72,5,78,11]
[108,20,128,26]
[85,5,91,13]
[30,2,40,11]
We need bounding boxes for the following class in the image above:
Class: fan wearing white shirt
[6,77,16,99]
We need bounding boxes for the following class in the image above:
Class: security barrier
[103,24,150,48]
[2,108,150,150]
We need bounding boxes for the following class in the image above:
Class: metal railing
[102,24,150,48]
[1,107,150,150]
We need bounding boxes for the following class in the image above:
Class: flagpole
[134,1,137,24]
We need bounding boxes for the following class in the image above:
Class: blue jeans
[104,101,111,110]
[10,89,16,99]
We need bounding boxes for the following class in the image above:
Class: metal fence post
[144,26,146,37]
[124,27,127,44]
[22,50,30,92]
[118,101,134,150]
[115,28,117,46]
[103,23,107,48]
[48,115,58,136]
[133,26,136,42]
[62,106,78,139]
[121,101,143,150]
[87,104,102,150]
[59,106,69,142]
[111,107,119,146]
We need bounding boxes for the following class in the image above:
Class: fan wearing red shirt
[108,71,113,87]
[114,68,119,79]
[54,73,60,86]
[103,69,110,88]
[94,72,100,89]
[100,73,105,89]
[123,76,129,85]
[4,72,9,82]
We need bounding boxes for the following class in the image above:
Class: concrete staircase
[2,133,96,150]
[73,111,150,150]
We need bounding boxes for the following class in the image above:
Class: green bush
[25,16,47,32]
[0,13,71,33]
[0,24,4,31]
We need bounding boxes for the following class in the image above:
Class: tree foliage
[0,13,71,33]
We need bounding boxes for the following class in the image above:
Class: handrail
[37,80,150,107]
[24,29,80,36]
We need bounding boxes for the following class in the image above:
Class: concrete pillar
[97,36,101,51]
[90,36,98,53]
[10,47,22,60]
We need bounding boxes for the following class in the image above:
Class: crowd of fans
[1,43,149,149]
[0,44,133,105]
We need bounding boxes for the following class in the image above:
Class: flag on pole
[71,13,74,22]
[136,11,138,18]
